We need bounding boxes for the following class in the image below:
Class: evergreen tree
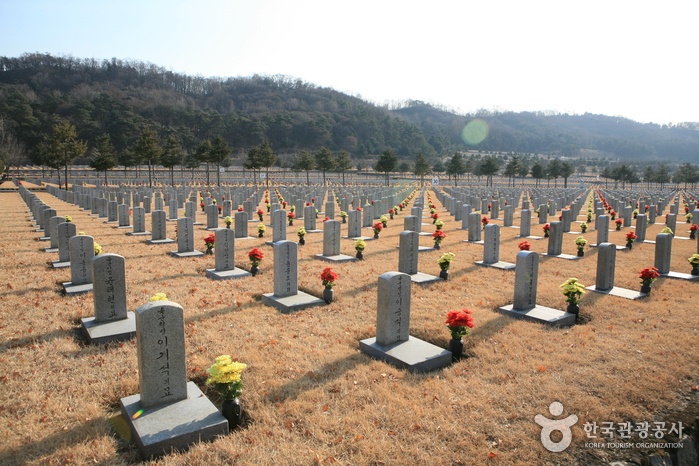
[560,161,575,188]
[89,134,118,185]
[530,161,545,187]
[413,153,432,186]
[478,156,499,187]
[46,120,88,188]
[195,139,213,184]
[374,148,397,186]
[314,146,335,186]
[246,140,276,186]
[446,152,465,185]
[294,150,315,185]
[208,135,231,186]
[160,136,183,185]
[132,128,162,187]
[335,150,353,185]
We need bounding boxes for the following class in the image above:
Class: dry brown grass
[0,186,698,465]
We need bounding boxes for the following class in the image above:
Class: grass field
[0,185,697,465]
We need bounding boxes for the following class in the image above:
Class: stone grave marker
[53,221,77,268]
[359,272,451,373]
[81,253,136,344]
[127,207,150,236]
[116,204,130,228]
[146,210,175,244]
[261,240,325,313]
[234,211,251,239]
[654,233,699,280]
[170,217,204,258]
[205,228,251,280]
[398,231,442,283]
[205,204,219,230]
[476,224,515,270]
[498,251,575,326]
[315,220,356,263]
[120,300,227,458]
[45,216,65,252]
[63,235,95,294]
[584,243,647,298]
[466,212,483,243]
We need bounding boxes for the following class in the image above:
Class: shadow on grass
[0,417,120,465]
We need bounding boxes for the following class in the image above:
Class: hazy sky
[2,0,698,124]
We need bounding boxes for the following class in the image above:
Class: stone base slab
[541,253,582,260]
[475,260,516,270]
[120,382,228,460]
[661,271,699,281]
[343,236,374,241]
[314,254,358,263]
[146,238,175,245]
[126,231,151,236]
[409,272,444,284]
[51,260,70,268]
[205,267,252,280]
[114,225,132,229]
[39,236,50,241]
[169,250,205,258]
[462,240,484,244]
[584,285,648,300]
[498,304,576,327]
[261,291,326,313]
[81,312,136,344]
[44,247,58,253]
[62,282,93,295]
[359,335,452,373]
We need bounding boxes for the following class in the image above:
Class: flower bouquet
[625,231,637,248]
[445,309,474,361]
[639,267,660,293]
[340,211,347,223]
[388,208,395,219]
[437,252,455,279]
[432,229,446,249]
[287,211,295,226]
[580,222,588,233]
[372,222,383,239]
[688,254,699,275]
[257,223,266,237]
[320,267,338,303]
[481,216,489,228]
[257,209,264,221]
[574,236,587,256]
[690,224,698,239]
[615,219,623,230]
[559,278,585,318]
[543,223,550,237]
[518,241,531,251]
[206,355,247,428]
[204,233,215,255]
[355,238,366,260]
[248,248,264,275]
[380,215,388,228]
[435,219,444,230]
[224,216,233,228]
[297,227,306,245]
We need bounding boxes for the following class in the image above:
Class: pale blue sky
[2,0,698,124]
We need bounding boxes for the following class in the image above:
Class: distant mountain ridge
[1,53,698,165]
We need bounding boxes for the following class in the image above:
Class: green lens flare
[461,119,489,145]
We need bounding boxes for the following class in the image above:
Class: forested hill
[1,53,699,166]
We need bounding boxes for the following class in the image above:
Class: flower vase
[342,218,346,224]
[258,232,264,238]
[221,398,242,429]
[323,287,334,304]
[251,265,259,277]
[389,214,394,219]
[544,232,549,237]
[373,233,379,239]
[566,304,580,320]
[626,242,633,249]
[299,237,305,246]
[382,222,387,228]
[226,224,231,229]
[288,221,293,226]
[206,247,213,255]
[448,338,463,362]
[640,284,651,294]
[691,267,699,276]
[577,249,584,257]
[691,232,696,240]
[439,269,448,280]
[434,243,441,250]
[356,251,364,260]
[432,219,436,224]
[616,225,621,231]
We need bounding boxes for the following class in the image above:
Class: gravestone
[459,204,471,230]
[518,209,534,238]
[127,207,150,236]
[539,204,548,224]
[146,210,175,244]
[206,204,219,230]
[117,204,130,228]
[666,213,677,237]
[636,214,648,243]
[315,220,356,263]
[168,199,178,221]
[63,235,95,294]
[542,221,579,260]
[346,210,366,239]
[269,209,286,244]
[398,231,442,283]
[466,212,482,243]
[261,241,325,313]
[53,221,77,268]
[120,300,227,458]
[185,201,202,226]
[170,217,204,258]
[476,224,515,270]
[45,216,65,252]
[655,233,673,276]
[205,228,251,280]
[304,205,320,232]
[234,211,250,239]
[503,205,514,227]
[498,251,575,326]
[593,215,610,246]
[584,243,647,298]
[81,253,136,344]
[106,201,118,223]
[38,208,57,240]
[359,272,451,373]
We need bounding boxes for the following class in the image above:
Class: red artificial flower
[282,201,288,207]
[238,207,244,211]
[306,202,311,206]
[320,267,339,287]
[248,248,264,261]
[481,216,489,225]
[639,267,660,279]
[356,207,363,211]
[287,212,295,219]
[218,205,222,212]
[200,202,205,208]
[615,219,623,225]
[323,217,330,222]
[373,222,383,231]
[311,198,316,202]
[626,232,637,240]
[432,213,439,219]
[204,234,216,247]
[257,209,264,215]
[690,224,699,232]
[542,223,550,231]
[445,309,474,328]
[518,241,531,250]
[388,209,395,214]
[432,230,446,239]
